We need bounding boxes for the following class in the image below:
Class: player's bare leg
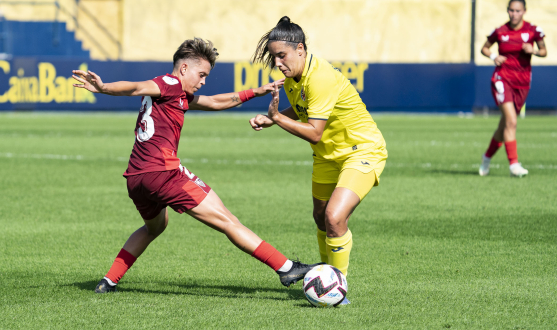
[481,102,526,176]
[185,190,262,254]
[492,102,527,176]
[187,189,321,286]
[95,208,169,293]
[123,208,169,257]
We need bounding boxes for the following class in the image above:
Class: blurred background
[0,0,556,112]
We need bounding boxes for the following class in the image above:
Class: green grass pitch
[1,112,556,329]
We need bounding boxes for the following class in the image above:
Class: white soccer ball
[303,264,348,307]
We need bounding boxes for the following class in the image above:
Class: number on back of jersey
[137,96,155,142]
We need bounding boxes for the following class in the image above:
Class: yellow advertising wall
[0,0,555,64]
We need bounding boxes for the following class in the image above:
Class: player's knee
[505,118,517,130]
[313,209,325,225]
[324,210,345,228]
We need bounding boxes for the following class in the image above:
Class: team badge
[501,35,509,42]
[300,86,306,101]
[162,76,179,85]
[521,33,530,42]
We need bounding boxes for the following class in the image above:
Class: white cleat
[510,163,528,178]
[479,155,491,176]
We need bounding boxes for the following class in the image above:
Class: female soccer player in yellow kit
[249,17,387,305]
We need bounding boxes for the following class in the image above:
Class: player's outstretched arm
[266,84,326,144]
[189,79,285,111]
[72,70,161,97]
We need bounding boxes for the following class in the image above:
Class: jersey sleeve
[152,75,182,102]
[487,28,498,44]
[306,70,339,120]
[534,25,545,41]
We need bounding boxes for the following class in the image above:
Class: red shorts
[126,165,211,220]
[491,79,529,114]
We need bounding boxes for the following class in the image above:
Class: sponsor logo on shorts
[361,161,370,165]
[331,247,344,252]
[352,145,358,151]
[495,81,505,94]
[301,86,306,101]
[521,33,530,42]
[497,93,505,104]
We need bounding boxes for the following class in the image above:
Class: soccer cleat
[94,278,117,293]
[510,163,528,178]
[338,297,351,306]
[479,155,491,176]
[277,261,323,287]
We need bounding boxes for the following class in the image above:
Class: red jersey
[123,74,194,177]
[487,21,545,89]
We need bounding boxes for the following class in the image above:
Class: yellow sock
[326,229,353,276]
[316,228,328,264]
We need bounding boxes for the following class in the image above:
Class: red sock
[251,241,288,271]
[505,140,518,165]
[105,249,137,284]
[485,138,503,158]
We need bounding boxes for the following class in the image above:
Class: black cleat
[277,261,324,287]
[94,278,117,293]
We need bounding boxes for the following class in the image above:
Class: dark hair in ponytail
[508,0,526,9]
[252,16,307,68]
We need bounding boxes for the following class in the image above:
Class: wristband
[490,53,498,61]
[238,89,255,103]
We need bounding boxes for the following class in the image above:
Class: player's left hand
[267,82,281,120]
[254,78,285,96]
[522,43,534,54]
[72,70,106,93]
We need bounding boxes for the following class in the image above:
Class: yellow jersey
[284,53,386,160]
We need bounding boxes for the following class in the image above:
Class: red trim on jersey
[161,147,180,170]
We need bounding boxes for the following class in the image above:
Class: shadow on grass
[429,169,481,176]
[71,280,306,301]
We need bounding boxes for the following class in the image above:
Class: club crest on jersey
[521,33,530,42]
[501,35,509,42]
[162,76,179,85]
[300,86,306,101]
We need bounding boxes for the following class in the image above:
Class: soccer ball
[303,264,348,307]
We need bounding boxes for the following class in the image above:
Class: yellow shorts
[312,151,387,201]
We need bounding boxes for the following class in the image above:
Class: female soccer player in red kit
[72,38,320,293]
[479,0,546,177]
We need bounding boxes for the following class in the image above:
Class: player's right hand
[494,55,507,66]
[72,70,106,93]
[249,114,274,131]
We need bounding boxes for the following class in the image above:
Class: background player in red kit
[72,38,320,293]
[479,0,547,177]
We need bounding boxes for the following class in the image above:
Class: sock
[316,228,328,264]
[485,138,503,158]
[326,229,353,276]
[504,140,518,165]
[251,241,289,271]
[277,260,293,272]
[105,248,137,284]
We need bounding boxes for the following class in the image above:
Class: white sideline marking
[1,152,557,170]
